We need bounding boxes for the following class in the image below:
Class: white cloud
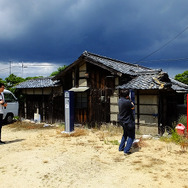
[0,0,188,73]
[0,62,61,79]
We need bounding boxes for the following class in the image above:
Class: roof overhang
[176,91,188,93]
[68,87,89,92]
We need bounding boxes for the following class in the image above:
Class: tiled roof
[82,52,188,91]
[170,78,188,91]
[54,51,161,79]
[117,74,162,90]
[83,51,159,76]
[54,51,188,91]
[15,77,60,89]
[117,73,188,91]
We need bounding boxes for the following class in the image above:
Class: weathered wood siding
[18,86,64,123]
[87,63,113,124]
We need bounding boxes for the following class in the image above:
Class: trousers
[0,114,3,141]
[119,121,135,153]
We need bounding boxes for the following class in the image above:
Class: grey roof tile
[117,74,160,90]
[170,78,188,91]
[54,51,188,91]
[83,51,160,76]
[117,73,188,91]
[15,77,60,89]
[83,52,188,91]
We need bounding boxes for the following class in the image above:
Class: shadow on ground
[3,139,25,145]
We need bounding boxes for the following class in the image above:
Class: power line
[0,62,60,73]
[136,57,188,63]
[22,65,59,67]
[136,25,188,63]
[0,67,9,71]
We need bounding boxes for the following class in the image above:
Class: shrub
[177,115,187,126]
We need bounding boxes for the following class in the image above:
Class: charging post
[64,91,74,133]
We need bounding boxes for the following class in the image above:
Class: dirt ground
[0,121,188,188]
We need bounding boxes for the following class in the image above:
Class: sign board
[64,91,74,132]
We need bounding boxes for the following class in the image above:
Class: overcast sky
[0,0,188,79]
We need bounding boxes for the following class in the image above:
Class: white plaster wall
[79,79,87,87]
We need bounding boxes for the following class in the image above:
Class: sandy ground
[0,122,188,188]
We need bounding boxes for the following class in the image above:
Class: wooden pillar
[42,88,45,122]
[24,101,27,119]
[158,93,162,134]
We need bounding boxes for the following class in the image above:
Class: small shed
[15,77,62,123]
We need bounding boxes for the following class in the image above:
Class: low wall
[136,124,158,136]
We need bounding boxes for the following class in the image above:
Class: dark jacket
[118,97,134,124]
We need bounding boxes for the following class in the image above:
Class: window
[75,92,87,108]
[4,93,17,102]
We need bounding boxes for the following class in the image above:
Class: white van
[2,89,19,123]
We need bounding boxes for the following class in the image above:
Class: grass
[8,121,65,131]
[100,124,122,136]
[60,128,88,137]
[177,115,187,127]
[160,126,188,152]
[104,139,119,145]
[160,128,188,146]
[8,121,46,130]
[161,114,188,146]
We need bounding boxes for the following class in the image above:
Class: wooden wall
[86,63,114,125]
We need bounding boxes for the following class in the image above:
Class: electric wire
[0,63,60,72]
[135,25,188,63]
[138,57,188,63]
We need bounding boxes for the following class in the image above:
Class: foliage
[174,70,188,85]
[50,65,67,76]
[25,76,43,80]
[5,74,25,86]
[171,129,185,144]
[105,139,119,145]
[0,65,65,93]
[5,74,25,92]
[160,128,186,144]
[0,78,5,84]
[178,115,187,126]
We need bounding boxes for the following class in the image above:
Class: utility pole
[9,61,11,75]
[22,62,23,77]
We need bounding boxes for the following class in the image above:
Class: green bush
[171,129,184,144]
[160,128,186,144]
[177,115,187,126]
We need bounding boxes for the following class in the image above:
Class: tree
[50,65,67,76]
[5,74,25,91]
[25,76,43,80]
[0,78,5,84]
[174,70,188,85]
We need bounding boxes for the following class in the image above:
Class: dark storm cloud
[0,0,188,77]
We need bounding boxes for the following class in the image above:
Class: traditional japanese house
[54,51,188,134]
[16,51,188,134]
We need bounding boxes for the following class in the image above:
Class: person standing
[0,83,7,144]
[118,89,135,155]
